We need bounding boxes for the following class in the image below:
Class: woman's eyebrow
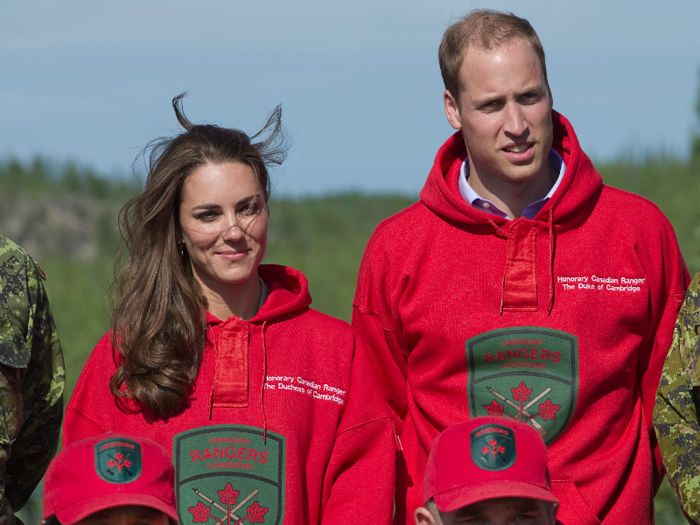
[191,203,220,211]
[236,194,258,206]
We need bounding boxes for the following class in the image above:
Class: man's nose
[503,102,527,136]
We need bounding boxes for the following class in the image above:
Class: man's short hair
[438,9,549,106]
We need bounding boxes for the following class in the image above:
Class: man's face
[73,505,172,525]
[416,497,557,525]
[444,39,553,186]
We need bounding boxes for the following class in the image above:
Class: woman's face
[178,162,268,293]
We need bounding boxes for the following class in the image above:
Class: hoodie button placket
[502,219,538,312]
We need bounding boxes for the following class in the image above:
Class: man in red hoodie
[352,9,690,524]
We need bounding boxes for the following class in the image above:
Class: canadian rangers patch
[466,327,579,445]
[174,425,285,525]
[470,424,516,471]
[94,437,142,484]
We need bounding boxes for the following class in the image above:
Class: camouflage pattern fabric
[654,270,700,524]
[0,236,65,525]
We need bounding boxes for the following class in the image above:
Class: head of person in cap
[415,417,559,525]
[42,433,177,525]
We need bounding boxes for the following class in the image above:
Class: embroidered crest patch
[174,425,285,525]
[470,423,516,471]
[466,327,579,445]
[94,437,142,484]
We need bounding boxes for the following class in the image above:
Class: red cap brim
[434,479,559,513]
[54,493,178,525]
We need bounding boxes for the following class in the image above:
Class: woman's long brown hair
[109,94,288,417]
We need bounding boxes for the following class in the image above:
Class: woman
[64,95,396,525]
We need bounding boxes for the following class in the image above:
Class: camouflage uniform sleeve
[0,236,65,523]
[654,270,700,524]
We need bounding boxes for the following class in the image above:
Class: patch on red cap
[470,424,516,471]
[94,437,143,484]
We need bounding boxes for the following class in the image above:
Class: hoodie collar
[205,264,312,326]
[419,110,603,229]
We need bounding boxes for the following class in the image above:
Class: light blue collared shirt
[458,149,566,220]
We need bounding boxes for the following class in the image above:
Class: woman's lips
[216,250,250,261]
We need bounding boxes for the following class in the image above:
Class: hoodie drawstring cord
[208,326,218,420]
[261,320,269,443]
[488,219,509,315]
[547,208,555,315]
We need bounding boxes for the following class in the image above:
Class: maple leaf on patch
[123,460,132,467]
[107,460,116,467]
[115,453,124,460]
[247,502,269,524]
[538,399,561,421]
[189,501,211,523]
[483,399,504,416]
[218,483,239,505]
[511,382,532,402]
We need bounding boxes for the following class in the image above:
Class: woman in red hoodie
[63,95,396,525]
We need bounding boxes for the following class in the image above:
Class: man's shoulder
[363,201,430,254]
[599,185,672,226]
[0,235,31,273]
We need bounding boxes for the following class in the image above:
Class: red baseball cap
[423,417,558,512]
[43,433,178,524]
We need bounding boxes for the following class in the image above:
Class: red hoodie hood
[205,264,312,326]
[419,110,603,230]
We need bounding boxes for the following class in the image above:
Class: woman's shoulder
[79,332,120,377]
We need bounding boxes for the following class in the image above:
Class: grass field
[7,151,699,524]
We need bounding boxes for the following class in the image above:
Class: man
[43,433,177,525]
[654,269,700,523]
[352,9,689,524]
[0,235,64,525]
[415,417,558,525]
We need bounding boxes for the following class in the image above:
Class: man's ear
[415,506,437,525]
[443,90,462,130]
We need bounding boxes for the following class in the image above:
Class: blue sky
[1,1,699,195]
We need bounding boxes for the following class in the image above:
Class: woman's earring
[178,242,185,257]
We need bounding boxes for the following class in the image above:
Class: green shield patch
[466,327,578,445]
[174,425,285,525]
[470,423,516,471]
[94,437,142,484]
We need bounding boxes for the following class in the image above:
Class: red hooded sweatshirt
[352,112,689,525]
[64,264,397,525]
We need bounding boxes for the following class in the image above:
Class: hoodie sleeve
[320,335,397,525]
[636,215,689,490]
[62,333,114,446]
[352,231,410,435]
[653,271,700,522]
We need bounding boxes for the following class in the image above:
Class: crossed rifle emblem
[486,385,554,438]
[192,487,260,522]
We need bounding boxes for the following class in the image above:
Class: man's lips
[502,142,535,162]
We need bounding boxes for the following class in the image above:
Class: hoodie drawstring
[208,326,218,420]
[488,219,509,315]
[260,320,269,443]
[547,208,555,315]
